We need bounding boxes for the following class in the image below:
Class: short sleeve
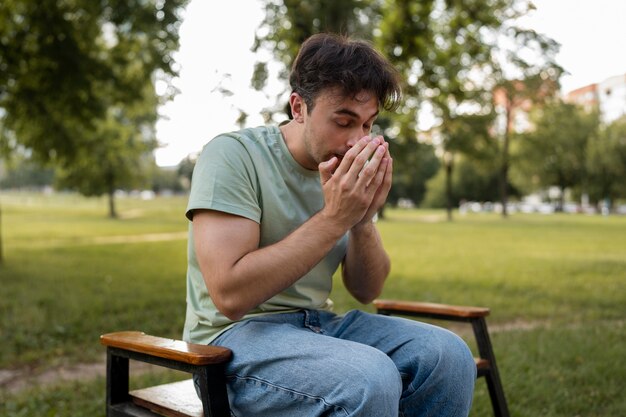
[186,135,261,222]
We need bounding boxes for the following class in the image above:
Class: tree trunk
[445,156,454,222]
[108,190,117,219]
[105,170,118,219]
[499,156,509,218]
[558,185,566,212]
[0,205,3,264]
[377,205,386,220]
[499,106,512,218]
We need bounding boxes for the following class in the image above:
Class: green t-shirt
[183,125,349,344]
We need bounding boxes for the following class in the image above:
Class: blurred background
[1,1,625,416]
[1,0,625,218]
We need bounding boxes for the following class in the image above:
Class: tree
[0,154,54,189]
[0,0,189,217]
[516,101,599,209]
[386,125,440,207]
[439,112,497,219]
[54,83,159,217]
[492,74,560,216]
[176,154,196,187]
[251,0,380,118]
[253,0,379,73]
[422,153,519,209]
[377,0,562,219]
[586,116,626,209]
[251,0,562,219]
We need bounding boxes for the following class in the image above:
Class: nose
[346,127,370,148]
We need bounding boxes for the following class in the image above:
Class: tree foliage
[0,155,54,189]
[516,101,599,209]
[0,0,189,216]
[377,0,561,218]
[252,0,379,72]
[422,155,520,208]
[252,0,440,202]
[586,116,626,207]
[252,0,562,218]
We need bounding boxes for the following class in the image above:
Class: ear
[289,92,307,123]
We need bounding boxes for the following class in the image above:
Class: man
[184,33,476,416]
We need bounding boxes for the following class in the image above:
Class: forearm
[342,221,390,304]
[203,211,346,320]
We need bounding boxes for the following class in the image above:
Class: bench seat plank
[130,379,203,417]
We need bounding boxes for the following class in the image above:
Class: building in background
[565,72,626,123]
[564,83,598,113]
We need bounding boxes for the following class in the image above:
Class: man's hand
[318,135,393,232]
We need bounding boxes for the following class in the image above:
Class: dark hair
[289,33,402,112]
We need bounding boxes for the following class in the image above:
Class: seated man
[184,33,476,416]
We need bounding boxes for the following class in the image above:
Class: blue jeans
[201,309,476,416]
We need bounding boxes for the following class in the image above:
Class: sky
[154,0,626,167]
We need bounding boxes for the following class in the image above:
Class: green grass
[0,192,190,367]
[1,192,625,416]
[0,369,188,417]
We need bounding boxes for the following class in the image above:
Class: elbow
[347,279,384,305]
[353,288,383,305]
[204,273,250,321]
[221,309,246,322]
[212,294,248,322]
[344,265,389,305]
[209,286,251,321]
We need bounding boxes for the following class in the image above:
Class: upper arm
[192,209,260,293]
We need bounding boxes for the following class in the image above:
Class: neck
[279,120,314,170]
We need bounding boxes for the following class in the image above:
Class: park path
[0,356,166,395]
[11,231,189,249]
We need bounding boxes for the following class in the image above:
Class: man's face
[299,88,379,170]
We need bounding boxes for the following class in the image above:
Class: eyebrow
[335,108,379,121]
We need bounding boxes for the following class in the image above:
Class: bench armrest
[373,299,490,319]
[100,331,232,366]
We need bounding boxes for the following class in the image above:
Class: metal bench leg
[106,351,130,416]
[472,318,510,417]
[196,363,231,417]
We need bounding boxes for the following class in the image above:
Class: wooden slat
[475,357,490,370]
[100,331,232,366]
[130,379,203,417]
[374,299,490,318]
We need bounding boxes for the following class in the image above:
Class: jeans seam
[227,373,350,416]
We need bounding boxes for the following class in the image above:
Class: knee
[417,328,476,394]
[399,329,476,417]
[439,330,477,382]
[337,348,402,416]
[432,329,476,381]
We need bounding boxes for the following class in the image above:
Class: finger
[381,156,393,191]
[334,136,373,177]
[318,156,338,184]
[364,154,389,190]
[354,141,386,186]
[347,137,383,178]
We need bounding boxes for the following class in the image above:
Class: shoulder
[201,126,279,157]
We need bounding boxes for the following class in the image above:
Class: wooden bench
[101,300,509,417]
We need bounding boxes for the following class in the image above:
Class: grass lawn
[1,192,625,416]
